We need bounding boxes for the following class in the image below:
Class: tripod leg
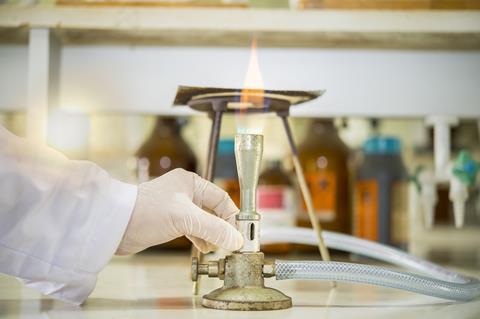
[191,110,223,295]
[204,111,223,181]
[279,114,335,286]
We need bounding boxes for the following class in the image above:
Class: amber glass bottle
[258,161,296,254]
[136,117,197,181]
[297,119,351,237]
[136,116,197,249]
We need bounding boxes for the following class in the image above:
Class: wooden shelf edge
[1,5,480,49]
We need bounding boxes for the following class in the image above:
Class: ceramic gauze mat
[172,85,324,113]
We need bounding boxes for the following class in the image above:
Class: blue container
[355,136,408,246]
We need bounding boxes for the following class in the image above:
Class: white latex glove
[116,168,243,255]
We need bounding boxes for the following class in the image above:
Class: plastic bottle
[136,116,197,249]
[297,119,351,235]
[257,161,296,254]
[354,136,408,247]
[214,139,240,207]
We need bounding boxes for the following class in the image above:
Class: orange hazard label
[303,171,337,219]
[355,180,379,241]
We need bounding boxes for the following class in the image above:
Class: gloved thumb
[183,201,243,253]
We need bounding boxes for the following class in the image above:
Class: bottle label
[354,180,379,241]
[355,180,409,245]
[391,181,409,246]
[258,185,295,227]
[303,171,337,221]
[258,187,283,209]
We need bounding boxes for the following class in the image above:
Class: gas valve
[191,257,224,281]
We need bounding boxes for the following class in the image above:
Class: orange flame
[236,38,266,135]
[240,38,264,108]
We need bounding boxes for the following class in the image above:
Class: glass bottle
[136,117,197,181]
[297,119,351,236]
[136,116,197,249]
[258,161,296,254]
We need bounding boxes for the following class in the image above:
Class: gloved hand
[116,168,243,255]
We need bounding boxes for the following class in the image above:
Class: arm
[0,125,243,304]
[0,125,137,304]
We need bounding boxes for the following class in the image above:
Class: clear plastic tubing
[261,227,480,301]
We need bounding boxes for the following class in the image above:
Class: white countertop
[1,253,479,319]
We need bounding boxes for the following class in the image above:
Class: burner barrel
[234,134,263,252]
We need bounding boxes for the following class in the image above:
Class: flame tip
[235,35,265,136]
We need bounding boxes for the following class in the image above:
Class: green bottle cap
[452,150,479,186]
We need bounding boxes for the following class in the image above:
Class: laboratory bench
[0,253,479,319]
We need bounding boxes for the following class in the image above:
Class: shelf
[1,5,480,49]
[1,5,480,117]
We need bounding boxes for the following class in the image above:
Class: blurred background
[1,0,479,267]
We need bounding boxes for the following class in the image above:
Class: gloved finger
[186,235,216,254]
[184,202,243,252]
[192,174,238,225]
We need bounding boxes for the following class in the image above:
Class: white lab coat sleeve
[0,125,138,304]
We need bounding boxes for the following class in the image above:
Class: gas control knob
[191,257,224,281]
[191,257,210,281]
[191,257,199,282]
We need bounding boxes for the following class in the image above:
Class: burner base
[202,286,292,311]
